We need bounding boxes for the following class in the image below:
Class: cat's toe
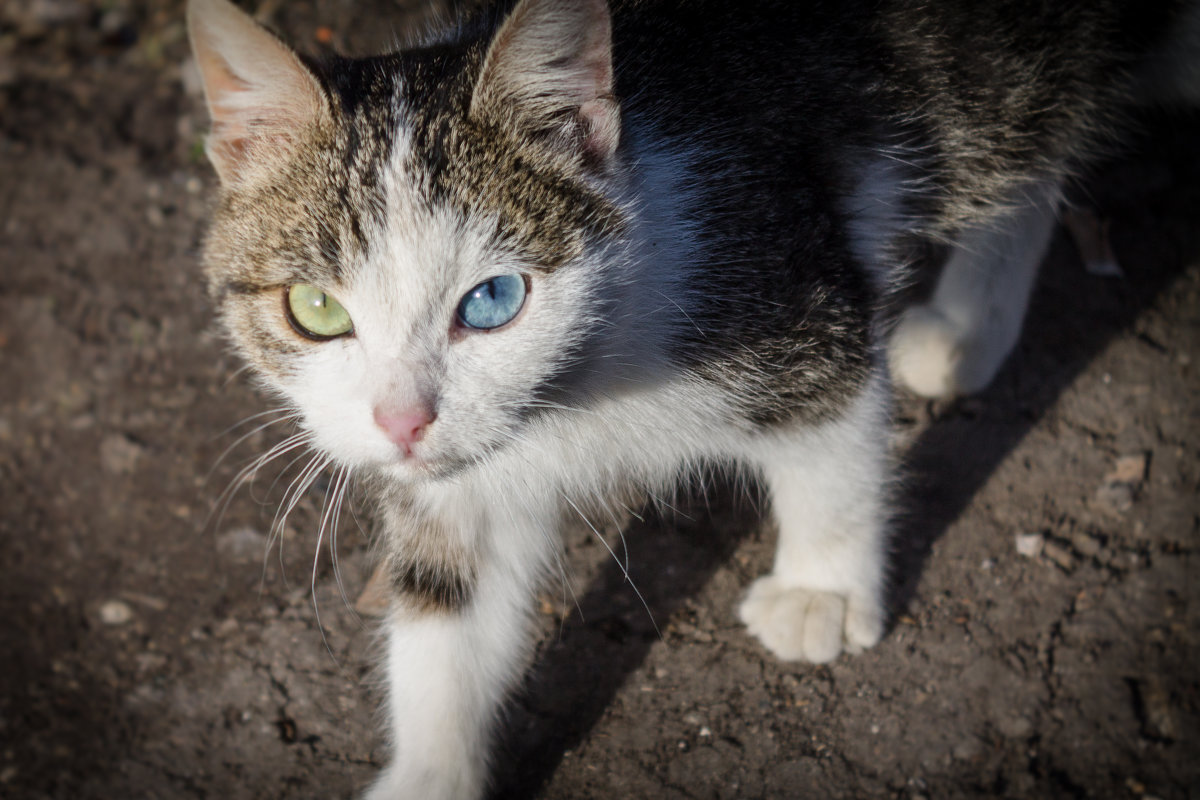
[842,594,885,653]
[888,304,964,399]
[739,576,878,663]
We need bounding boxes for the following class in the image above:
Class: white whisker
[558,490,660,640]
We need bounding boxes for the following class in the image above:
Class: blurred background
[0,1,1197,798]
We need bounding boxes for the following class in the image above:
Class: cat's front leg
[738,374,890,663]
[363,491,553,800]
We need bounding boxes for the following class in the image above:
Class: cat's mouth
[378,450,481,483]
[376,435,503,482]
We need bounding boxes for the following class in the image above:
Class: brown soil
[1,2,1197,799]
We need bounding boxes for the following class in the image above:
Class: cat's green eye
[285,284,353,339]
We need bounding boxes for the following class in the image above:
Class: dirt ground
[1,2,1198,799]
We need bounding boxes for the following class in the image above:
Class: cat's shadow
[488,110,1200,800]
[491,477,759,799]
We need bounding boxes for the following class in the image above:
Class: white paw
[738,576,883,664]
[890,303,1015,398]
[889,304,965,399]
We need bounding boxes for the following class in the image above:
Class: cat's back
[604,0,1187,235]
[609,0,1180,139]
[610,0,881,140]
[610,0,1182,113]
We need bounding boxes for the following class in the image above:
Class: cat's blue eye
[456,274,528,330]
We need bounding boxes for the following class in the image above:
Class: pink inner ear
[188,0,328,184]
[199,55,251,113]
[579,97,620,162]
[203,68,253,147]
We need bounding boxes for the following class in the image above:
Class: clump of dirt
[1,2,1197,799]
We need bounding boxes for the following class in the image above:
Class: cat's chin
[373,451,480,484]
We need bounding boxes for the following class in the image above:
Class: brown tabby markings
[412,113,627,271]
[203,98,388,373]
[377,490,477,614]
[394,38,627,271]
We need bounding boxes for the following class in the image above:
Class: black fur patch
[387,553,473,614]
[370,488,477,614]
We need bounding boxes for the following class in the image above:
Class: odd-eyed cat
[187,0,1197,796]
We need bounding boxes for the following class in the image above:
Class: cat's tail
[1137,1,1200,107]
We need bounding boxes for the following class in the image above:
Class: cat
[186,0,1198,797]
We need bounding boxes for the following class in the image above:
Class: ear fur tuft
[471,0,620,165]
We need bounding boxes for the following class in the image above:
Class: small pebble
[215,526,267,562]
[1042,542,1075,571]
[953,738,982,761]
[1073,589,1096,613]
[97,7,130,37]
[134,652,167,673]
[1095,482,1134,514]
[214,618,240,638]
[120,591,166,611]
[1070,532,1102,558]
[1137,676,1178,740]
[1015,533,1044,558]
[1106,453,1148,485]
[1094,454,1147,514]
[998,715,1033,739]
[99,599,134,626]
[99,434,143,475]
[673,621,712,642]
[25,0,86,28]
[68,413,96,430]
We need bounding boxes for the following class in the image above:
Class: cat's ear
[471,0,619,167]
[187,0,330,184]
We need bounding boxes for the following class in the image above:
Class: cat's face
[204,102,625,481]
[211,145,604,479]
[190,0,624,480]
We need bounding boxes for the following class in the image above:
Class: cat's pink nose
[373,406,435,455]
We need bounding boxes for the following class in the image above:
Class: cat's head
[189,0,628,479]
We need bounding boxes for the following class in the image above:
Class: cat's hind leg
[738,375,890,663]
[889,180,1061,398]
